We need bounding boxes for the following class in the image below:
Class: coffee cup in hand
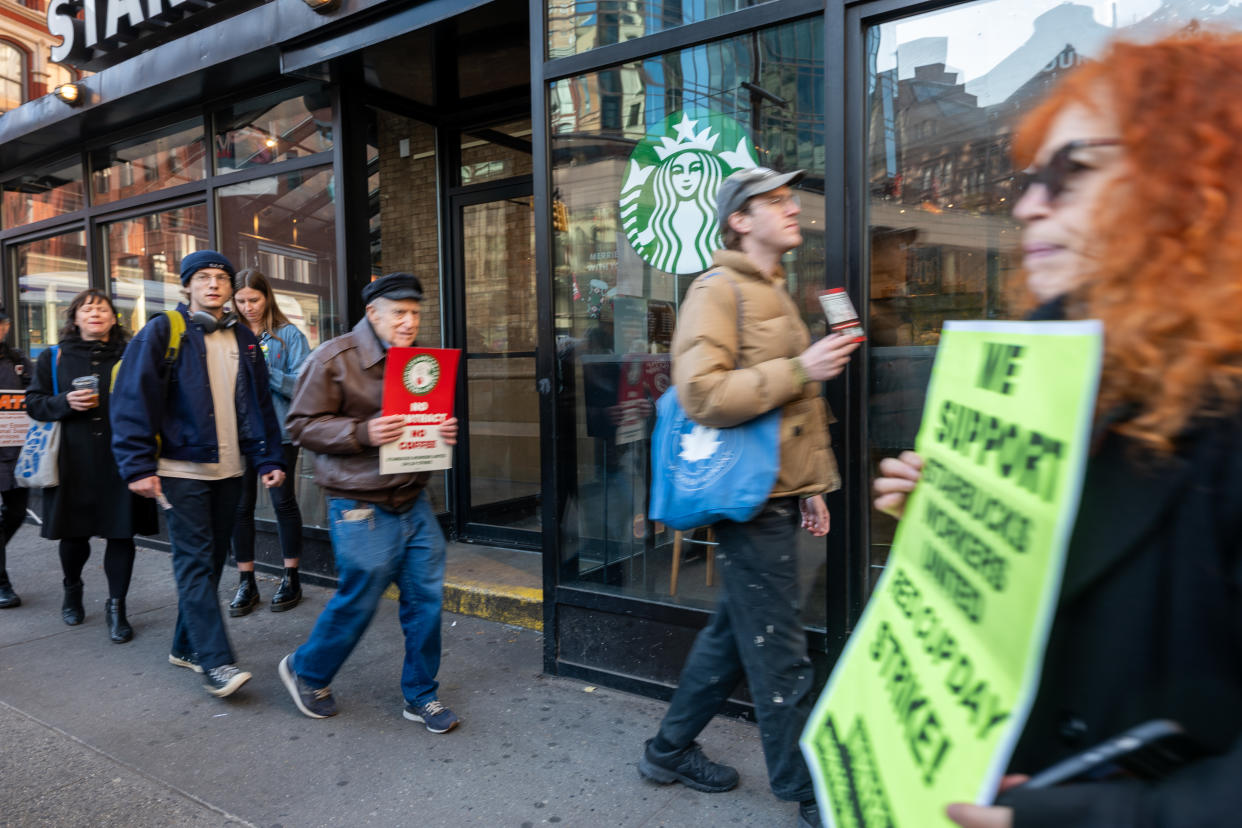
[71,375,100,407]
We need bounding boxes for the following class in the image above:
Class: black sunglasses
[1013,139,1122,202]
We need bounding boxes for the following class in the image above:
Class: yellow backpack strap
[163,309,185,362]
[109,309,187,392]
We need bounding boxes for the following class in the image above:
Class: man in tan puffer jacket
[638,167,860,828]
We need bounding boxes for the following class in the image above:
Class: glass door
[451,179,540,546]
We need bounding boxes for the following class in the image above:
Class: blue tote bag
[15,345,60,489]
[648,388,780,530]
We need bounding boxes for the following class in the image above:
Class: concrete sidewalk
[0,530,792,827]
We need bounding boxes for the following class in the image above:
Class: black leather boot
[228,574,260,617]
[0,572,19,609]
[271,568,302,612]
[62,580,84,626]
[105,598,133,643]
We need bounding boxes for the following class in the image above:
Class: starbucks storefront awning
[279,0,495,75]
[0,0,497,174]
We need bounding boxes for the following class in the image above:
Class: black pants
[0,487,29,581]
[58,537,136,600]
[164,476,244,672]
[654,497,816,802]
[231,443,302,565]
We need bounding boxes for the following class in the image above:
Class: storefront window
[863,0,1239,589]
[460,120,533,186]
[462,195,538,532]
[103,204,209,333]
[13,229,88,356]
[547,0,774,59]
[217,165,340,527]
[551,18,827,624]
[214,83,334,174]
[2,159,84,229]
[91,120,208,205]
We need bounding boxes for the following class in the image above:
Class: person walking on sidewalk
[0,311,32,609]
[111,250,286,698]
[874,34,1242,828]
[26,289,158,641]
[278,272,460,732]
[228,269,310,616]
[636,167,860,828]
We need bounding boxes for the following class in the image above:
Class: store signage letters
[48,0,222,65]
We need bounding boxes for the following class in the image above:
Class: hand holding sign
[873,451,925,518]
[440,416,458,446]
[946,803,1013,828]
[368,414,407,445]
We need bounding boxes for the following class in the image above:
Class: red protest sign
[0,390,28,447]
[380,348,461,474]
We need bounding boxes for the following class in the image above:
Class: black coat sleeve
[25,349,75,422]
[1007,745,1242,827]
[1006,414,1242,827]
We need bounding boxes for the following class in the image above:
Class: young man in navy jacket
[112,250,286,698]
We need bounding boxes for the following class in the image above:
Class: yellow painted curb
[383,579,543,632]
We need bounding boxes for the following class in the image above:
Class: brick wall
[376,112,442,349]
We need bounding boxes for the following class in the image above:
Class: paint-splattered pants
[654,496,816,801]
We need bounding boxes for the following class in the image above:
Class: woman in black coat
[26,289,158,642]
[872,34,1242,828]
[0,311,32,609]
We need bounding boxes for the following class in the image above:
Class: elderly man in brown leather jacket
[277,272,462,734]
[637,168,860,828]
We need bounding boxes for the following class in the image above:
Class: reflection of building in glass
[2,161,83,227]
[90,122,208,205]
[106,206,209,332]
[865,3,1134,347]
[548,0,759,59]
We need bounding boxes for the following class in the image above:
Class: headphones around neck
[191,310,238,333]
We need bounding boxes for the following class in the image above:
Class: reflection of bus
[18,270,327,355]
[19,270,100,356]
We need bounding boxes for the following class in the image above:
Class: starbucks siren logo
[621,112,757,275]
[403,354,441,395]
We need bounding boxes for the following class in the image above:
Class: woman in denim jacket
[229,269,311,614]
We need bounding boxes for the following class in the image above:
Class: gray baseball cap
[716,167,805,232]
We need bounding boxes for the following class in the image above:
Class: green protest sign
[801,320,1102,828]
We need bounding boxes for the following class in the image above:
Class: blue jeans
[654,497,816,802]
[163,476,244,672]
[291,493,446,706]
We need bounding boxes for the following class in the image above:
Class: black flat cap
[362,272,424,305]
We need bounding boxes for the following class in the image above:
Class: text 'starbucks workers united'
[621,112,757,275]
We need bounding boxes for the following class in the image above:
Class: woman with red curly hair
[874,33,1242,827]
